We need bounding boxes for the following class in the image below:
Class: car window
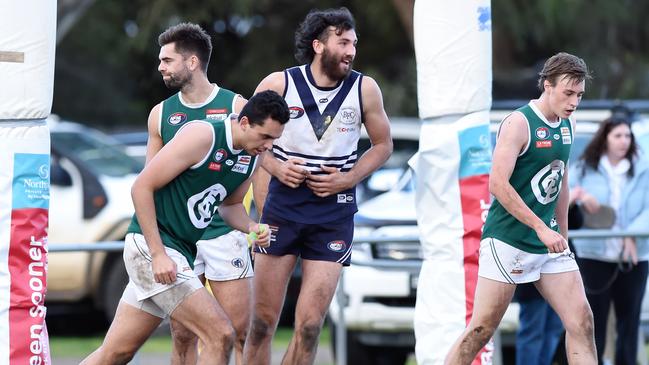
[51,131,142,177]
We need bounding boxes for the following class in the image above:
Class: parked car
[47,116,142,320]
[327,107,620,364]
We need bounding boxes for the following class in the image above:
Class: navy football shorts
[254,210,354,266]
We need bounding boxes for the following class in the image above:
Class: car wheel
[102,258,128,321]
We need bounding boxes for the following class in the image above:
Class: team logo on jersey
[208,162,221,171]
[232,163,249,174]
[535,127,549,140]
[206,108,228,121]
[340,107,359,125]
[530,159,565,205]
[553,134,560,140]
[231,258,245,269]
[225,159,234,166]
[289,106,305,119]
[186,183,227,229]
[168,112,187,125]
[214,149,228,162]
[327,240,347,252]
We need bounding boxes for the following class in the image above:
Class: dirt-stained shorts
[478,237,579,284]
[194,230,253,281]
[120,233,203,318]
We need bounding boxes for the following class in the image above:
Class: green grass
[49,326,421,364]
[49,327,330,358]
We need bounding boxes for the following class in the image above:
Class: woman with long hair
[570,115,649,365]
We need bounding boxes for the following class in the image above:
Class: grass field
[49,327,327,357]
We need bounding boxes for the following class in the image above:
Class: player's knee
[171,324,197,348]
[103,345,137,365]
[295,322,322,351]
[203,324,235,352]
[234,326,248,351]
[466,324,496,347]
[248,315,275,345]
[564,302,594,337]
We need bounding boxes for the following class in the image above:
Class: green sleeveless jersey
[159,86,237,240]
[127,120,257,265]
[482,102,573,253]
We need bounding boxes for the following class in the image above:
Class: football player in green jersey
[446,53,597,365]
[149,23,252,365]
[81,91,289,365]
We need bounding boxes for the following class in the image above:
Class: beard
[163,69,192,91]
[321,48,353,81]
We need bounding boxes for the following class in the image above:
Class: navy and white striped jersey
[264,64,363,224]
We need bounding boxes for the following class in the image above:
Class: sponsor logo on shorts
[214,148,227,162]
[182,266,192,272]
[337,194,354,203]
[231,258,245,268]
[535,140,552,148]
[168,112,187,125]
[327,240,347,252]
[535,127,549,140]
[289,106,304,119]
[510,255,523,274]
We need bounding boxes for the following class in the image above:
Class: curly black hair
[294,7,355,64]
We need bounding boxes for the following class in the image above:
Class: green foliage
[492,0,649,99]
[54,0,649,127]
[54,0,415,127]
